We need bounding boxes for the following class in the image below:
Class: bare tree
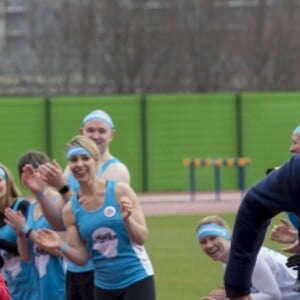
[1,0,300,95]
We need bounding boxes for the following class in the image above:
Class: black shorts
[94,275,156,300]
[66,270,94,300]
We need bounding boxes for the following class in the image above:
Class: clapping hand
[36,228,62,250]
[270,218,297,244]
[119,196,133,220]
[4,208,26,234]
[201,287,226,300]
[39,160,65,190]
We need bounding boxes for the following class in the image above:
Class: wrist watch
[59,185,70,195]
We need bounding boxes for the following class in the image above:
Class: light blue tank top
[27,201,66,300]
[70,180,154,290]
[0,198,39,300]
[66,157,120,273]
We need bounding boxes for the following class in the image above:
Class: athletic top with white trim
[70,180,154,290]
[0,198,39,300]
[26,201,66,300]
[224,246,299,299]
[224,155,300,298]
[66,157,120,273]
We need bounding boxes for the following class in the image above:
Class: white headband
[82,111,114,128]
[197,224,230,241]
[66,146,91,160]
[0,167,7,180]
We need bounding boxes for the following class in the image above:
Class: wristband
[60,242,68,253]
[59,185,70,195]
[36,189,47,200]
[21,224,31,235]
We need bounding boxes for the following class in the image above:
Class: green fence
[0,93,300,193]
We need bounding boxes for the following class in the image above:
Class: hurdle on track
[183,157,251,201]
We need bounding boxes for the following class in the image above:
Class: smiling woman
[0,163,37,299]
[196,215,300,300]
[36,135,156,300]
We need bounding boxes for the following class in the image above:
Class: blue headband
[0,167,7,180]
[197,224,230,241]
[66,146,91,160]
[82,111,114,128]
[294,126,300,135]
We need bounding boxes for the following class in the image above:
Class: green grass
[146,212,288,300]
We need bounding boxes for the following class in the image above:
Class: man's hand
[282,240,300,253]
[201,287,226,300]
[270,218,297,244]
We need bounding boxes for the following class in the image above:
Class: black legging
[66,270,94,300]
[94,276,156,300]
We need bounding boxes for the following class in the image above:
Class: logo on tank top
[34,244,50,277]
[104,206,116,218]
[92,227,118,258]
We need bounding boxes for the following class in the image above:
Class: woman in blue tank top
[0,163,38,300]
[37,109,131,300]
[4,151,66,300]
[36,135,156,300]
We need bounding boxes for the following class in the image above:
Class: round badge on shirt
[104,206,116,218]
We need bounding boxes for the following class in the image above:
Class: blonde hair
[0,163,21,209]
[66,135,101,163]
[196,215,231,233]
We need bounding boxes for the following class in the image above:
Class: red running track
[138,191,242,216]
